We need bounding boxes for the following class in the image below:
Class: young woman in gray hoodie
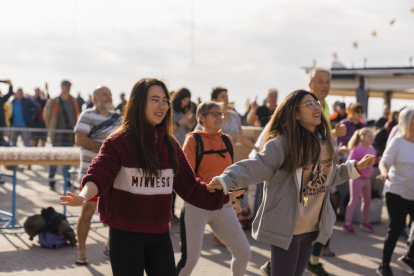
[207,90,375,276]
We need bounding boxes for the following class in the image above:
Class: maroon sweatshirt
[81,123,229,233]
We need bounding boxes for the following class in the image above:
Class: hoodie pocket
[261,198,291,237]
[320,202,336,238]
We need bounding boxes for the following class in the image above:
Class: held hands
[335,123,347,138]
[356,155,376,170]
[60,192,87,207]
[207,179,245,204]
[207,179,223,192]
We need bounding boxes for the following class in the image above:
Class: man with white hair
[73,86,122,265]
[306,67,346,276]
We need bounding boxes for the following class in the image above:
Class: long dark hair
[171,88,191,113]
[263,90,337,172]
[116,78,179,178]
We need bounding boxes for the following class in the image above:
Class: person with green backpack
[176,101,251,276]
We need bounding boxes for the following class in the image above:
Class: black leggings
[109,227,177,276]
[271,232,317,276]
[382,192,414,264]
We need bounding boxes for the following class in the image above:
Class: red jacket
[81,123,229,233]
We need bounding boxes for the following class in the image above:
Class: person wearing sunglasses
[336,103,367,148]
[60,78,243,276]
[176,101,251,276]
[207,90,375,276]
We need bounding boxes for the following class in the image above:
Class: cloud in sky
[1,0,413,116]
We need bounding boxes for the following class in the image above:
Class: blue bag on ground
[38,231,67,249]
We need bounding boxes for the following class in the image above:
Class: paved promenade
[0,165,412,275]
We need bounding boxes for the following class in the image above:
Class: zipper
[155,129,159,144]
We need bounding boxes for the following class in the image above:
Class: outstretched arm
[60,182,98,207]
[209,136,287,194]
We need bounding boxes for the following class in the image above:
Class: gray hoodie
[214,135,360,250]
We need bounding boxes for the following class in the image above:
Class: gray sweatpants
[177,202,251,276]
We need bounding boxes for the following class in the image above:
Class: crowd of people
[1,69,414,276]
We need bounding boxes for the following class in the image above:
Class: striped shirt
[74,108,122,181]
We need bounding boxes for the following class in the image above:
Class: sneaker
[259,260,271,276]
[360,222,374,233]
[321,246,336,257]
[376,263,393,276]
[398,255,414,272]
[49,181,55,190]
[306,262,330,276]
[343,224,355,234]
[211,235,226,247]
[401,229,409,239]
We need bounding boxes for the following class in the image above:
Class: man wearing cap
[43,80,80,191]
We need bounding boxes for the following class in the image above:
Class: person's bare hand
[178,117,190,126]
[60,192,87,207]
[207,179,223,192]
[251,100,259,110]
[376,173,389,182]
[356,155,376,170]
[5,80,12,86]
[338,145,348,154]
[335,123,347,137]
[232,202,242,214]
[229,189,245,204]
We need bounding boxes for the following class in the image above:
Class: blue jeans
[49,165,70,187]
[49,141,72,187]
[10,129,31,147]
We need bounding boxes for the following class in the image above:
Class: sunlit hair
[211,87,227,101]
[388,111,399,125]
[309,68,331,83]
[398,107,414,136]
[196,101,222,126]
[347,102,364,118]
[347,127,373,149]
[262,90,337,172]
[171,87,191,113]
[115,78,178,178]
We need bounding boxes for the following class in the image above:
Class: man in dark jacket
[10,88,39,147]
[31,87,49,147]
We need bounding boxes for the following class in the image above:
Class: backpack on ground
[38,231,68,249]
[23,214,46,241]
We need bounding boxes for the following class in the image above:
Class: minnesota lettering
[131,176,171,188]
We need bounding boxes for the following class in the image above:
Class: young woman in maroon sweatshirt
[60,78,242,276]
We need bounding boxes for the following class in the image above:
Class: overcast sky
[1,0,413,118]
